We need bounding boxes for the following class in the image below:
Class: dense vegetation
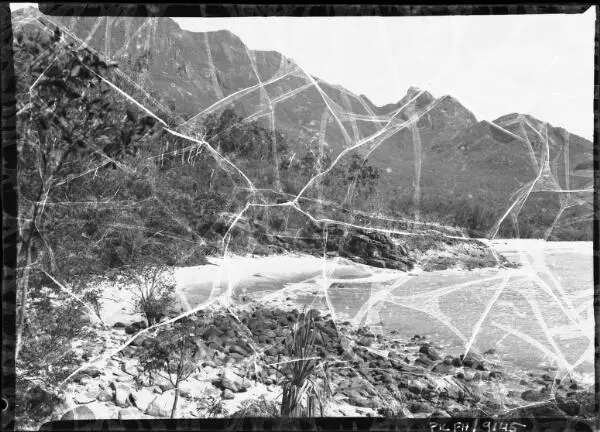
[13,16,591,428]
[13,21,384,423]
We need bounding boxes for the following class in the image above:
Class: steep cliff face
[14,10,593,239]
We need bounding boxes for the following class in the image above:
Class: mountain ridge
[12,9,594,239]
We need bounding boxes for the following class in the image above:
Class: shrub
[126,263,177,327]
[138,322,207,418]
[277,309,332,417]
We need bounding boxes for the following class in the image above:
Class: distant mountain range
[12,9,594,239]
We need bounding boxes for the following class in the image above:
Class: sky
[11,4,596,140]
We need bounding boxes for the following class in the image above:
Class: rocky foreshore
[32,300,594,427]
[222,215,509,272]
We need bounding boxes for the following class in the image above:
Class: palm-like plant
[278,310,332,417]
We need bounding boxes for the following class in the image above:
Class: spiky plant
[278,310,332,417]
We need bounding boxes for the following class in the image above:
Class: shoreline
[19,246,594,428]
[42,294,594,425]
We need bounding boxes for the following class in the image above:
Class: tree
[139,322,207,418]
[14,21,163,359]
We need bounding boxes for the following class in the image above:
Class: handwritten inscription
[430,420,528,432]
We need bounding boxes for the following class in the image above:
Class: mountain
[12,9,593,240]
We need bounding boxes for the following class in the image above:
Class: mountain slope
[13,9,593,240]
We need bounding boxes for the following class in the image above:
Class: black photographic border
[1,2,598,431]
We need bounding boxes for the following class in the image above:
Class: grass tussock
[278,310,332,417]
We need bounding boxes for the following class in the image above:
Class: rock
[388,351,400,359]
[179,379,220,400]
[460,351,484,366]
[419,344,442,361]
[119,407,143,419]
[146,390,177,418]
[60,405,96,420]
[222,389,235,400]
[131,388,155,412]
[113,382,132,407]
[556,397,580,416]
[473,361,487,371]
[415,353,435,368]
[113,322,126,328]
[346,389,377,408]
[452,357,463,367]
[409,401,434,414]
[130,333,155,348]
[381,373,394,384]
[220,370,245,393]
[432,362,455,375]
[473,371,490,381]
[443,356,453,365]
[81,366,102,378]
[133,320,148,330]
[521,390,546,402]
[74,392,96,404]
[229,343,250,357]
[96,391,113,402]
[124,325,137,335]
[122,361,139,376]
[462,371,476,381]
[407,379,427,394]
[518,401,566,418]
[155,377,175,392]
[357,336,374,347]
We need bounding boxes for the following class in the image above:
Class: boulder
[81,366,102,378]
[178,379,218,399]
[220,370,245,393]
[346,389,377,408]
[60,405,96,420]
[124,325,137,335]
[222,389,235,400]
[130,333,155,348]
[521,390,547,402]
[131,388,155,412]
[121,361,139,376]
[409,401,434,414]
[419,344,442,361]
[556,397,580,416]
[145,390,177,418]
[381,373,394,384]
[415,353,435,368]
[112,382,132,407]
[517,401,567,418]
[407,379,427,394]
[120,346,137,357]
[460,351,484,366]
[74,392,96,405]
[432,362,455,375]
[118,407,144,419]
[357,336,374,347]
[96,391,113,402]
